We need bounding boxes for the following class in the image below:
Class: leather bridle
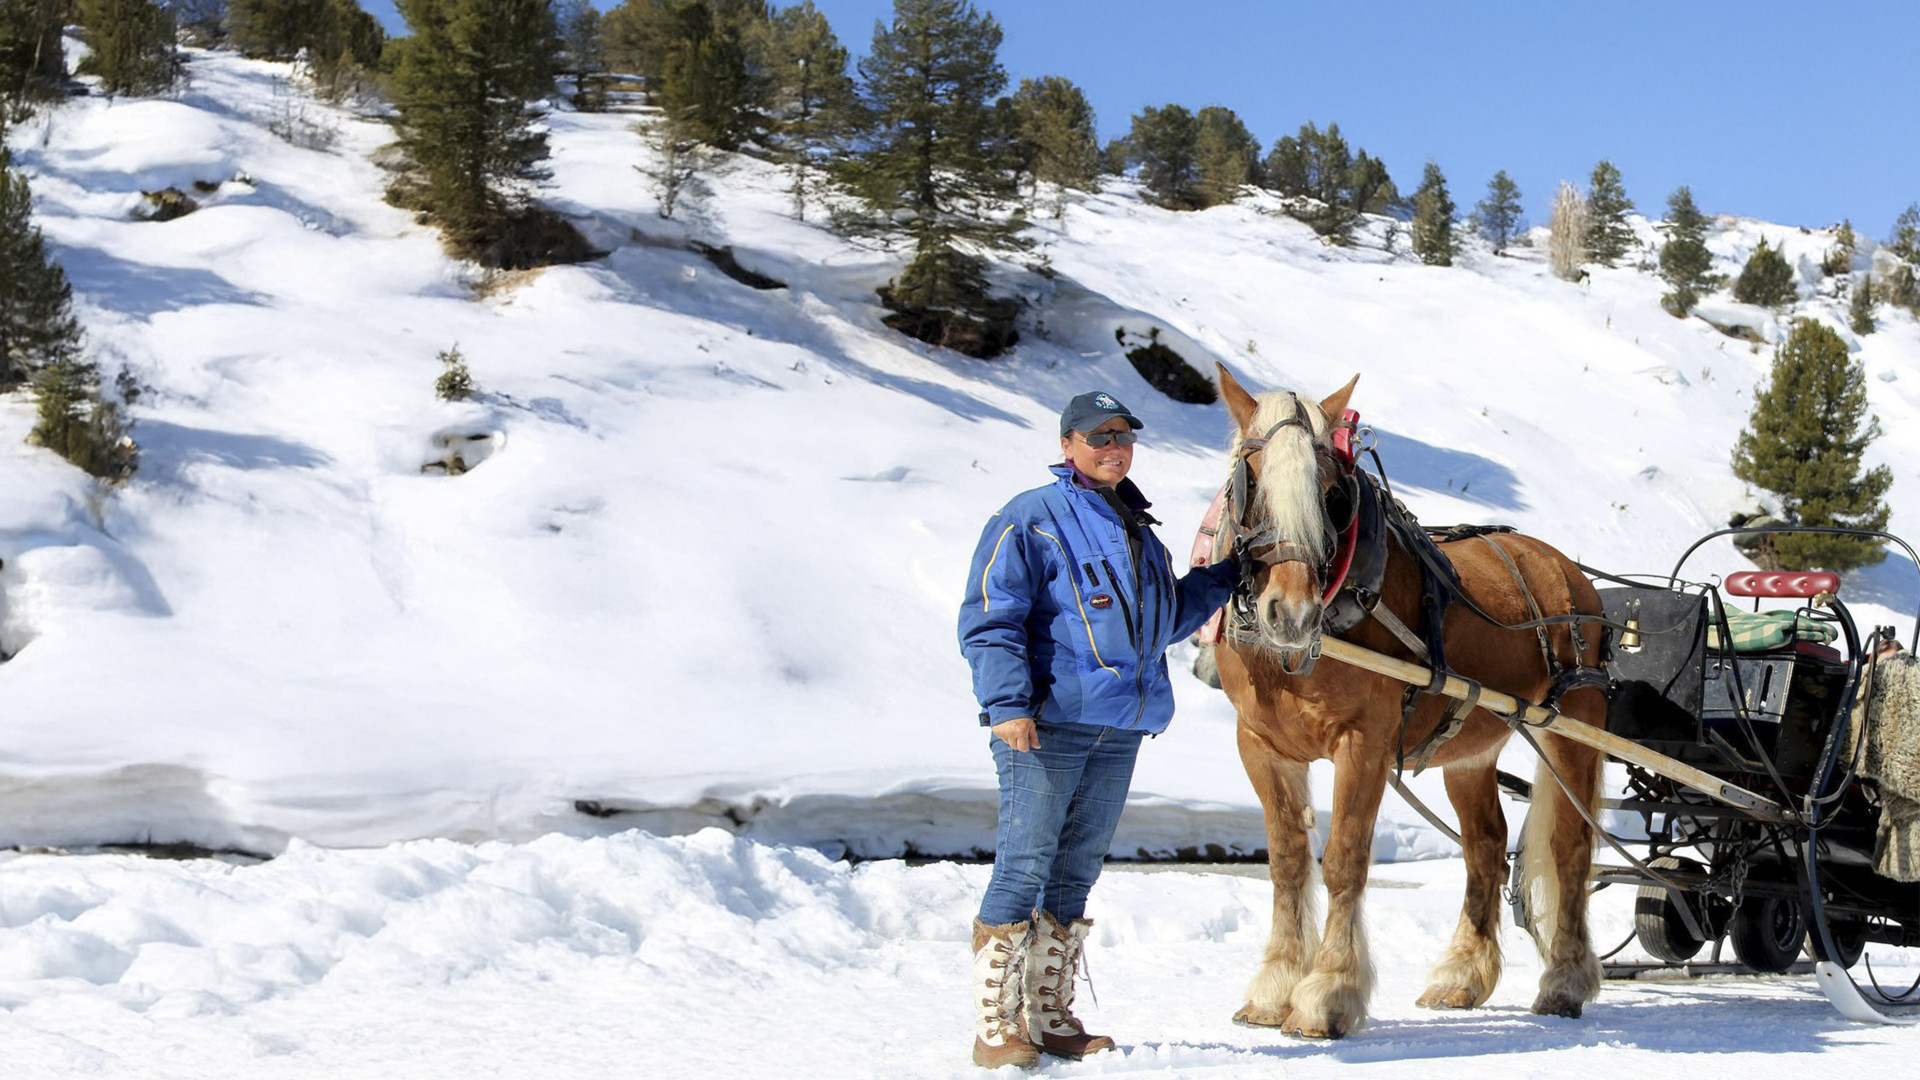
[1223,394,1362,671]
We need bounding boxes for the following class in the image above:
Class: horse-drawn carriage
[1197,367,1920,1033]
[1550,528,1920,1021]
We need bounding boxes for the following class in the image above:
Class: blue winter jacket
[958,465,1238,734]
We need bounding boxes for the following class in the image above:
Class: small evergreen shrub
[1850,276,1875,335]
[30,360,138,480]
[435,346,474,401]
[1821,221,1857,277]
[1732,238,1796,307]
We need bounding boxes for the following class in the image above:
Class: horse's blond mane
[1229,390,1332,561]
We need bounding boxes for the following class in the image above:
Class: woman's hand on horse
[992,717,1040,752]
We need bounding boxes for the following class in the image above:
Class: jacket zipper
[1083,562,1101,587]
[1105,549,1150,727]
[1100,557,1135,647]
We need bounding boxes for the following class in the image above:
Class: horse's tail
[1516,745,1603,961]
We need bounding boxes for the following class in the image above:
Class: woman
[957,390,1237,1068]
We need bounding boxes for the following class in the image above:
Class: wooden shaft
[1317,637,1787,823]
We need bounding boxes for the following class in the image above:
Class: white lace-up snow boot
[1024,911,1115,1059]
[971,918,1040,1069]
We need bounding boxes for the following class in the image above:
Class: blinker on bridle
[1225,394,1359,673]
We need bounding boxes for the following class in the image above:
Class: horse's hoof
[1233,1003,1290,1028]
[1530,994,1584,1019]
[1280,1017,1348,1040]
[1417,986,1481,1010]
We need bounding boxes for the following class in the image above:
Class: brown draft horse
[1212,365,1609,1037]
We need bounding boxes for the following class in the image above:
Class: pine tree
[1657,185,1716,316]
[1261,121,1389,240]
[1889,203,1920,263]
[553,0,605,104]
[0,149,82,389]
[756,1,853,217]
[176,0,227,45]
[1475,169,1523,255]
[652,0,756,150]
[77,0,177,95]
[833,0,1024,356]
[1850,274,1875,336]
[1548,180,1588,282]
[1009,76,1099,216]
[1410,161,1455,267]
[1098,136,1127,176]
[309,0,386,101]
[1821,219,1856,277]
[0,0,71,115]
[1733,237,1796,307]
[1886,263,1920,314]
[389,0,559,264]
[1125,104,1200,210]
[228,0,321,58]
[1192,105,1258,209]
[1732,318,1891,571]
[1583,159,1635,266]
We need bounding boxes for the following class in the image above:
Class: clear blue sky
[362,0,1920,236]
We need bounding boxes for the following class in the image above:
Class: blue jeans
[977,721,1145,926]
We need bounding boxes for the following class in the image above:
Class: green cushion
[1707,609,1839,653]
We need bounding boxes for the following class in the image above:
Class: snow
[2,829,1915,1078]
[3,48,1920,1072]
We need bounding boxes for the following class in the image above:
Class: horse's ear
[1319,374,1360,427]
[1218,363,1258,433]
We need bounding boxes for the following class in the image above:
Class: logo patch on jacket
[1090,593,1113,609]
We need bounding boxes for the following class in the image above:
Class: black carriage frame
[1535,525,1920,988]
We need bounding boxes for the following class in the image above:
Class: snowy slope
[1,49,1917,860]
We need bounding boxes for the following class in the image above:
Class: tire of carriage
[1805,916,1870,969]
[1729,893,1806,974]
[1634,856,1710,963]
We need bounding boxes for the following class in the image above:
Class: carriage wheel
[1634,856,1708,963]
[1806,916,1870,968]
[1730,894,1806,973]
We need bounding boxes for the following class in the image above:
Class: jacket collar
[1049,464,1160,527]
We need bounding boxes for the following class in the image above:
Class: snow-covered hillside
[2,49,1918,861]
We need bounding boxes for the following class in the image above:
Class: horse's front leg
[1232,728,1318,1028]
[1284,731,1385,1039]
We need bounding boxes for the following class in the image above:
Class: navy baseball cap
[1060,391,1144,437]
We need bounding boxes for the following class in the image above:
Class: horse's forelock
[1237,391,1331,561]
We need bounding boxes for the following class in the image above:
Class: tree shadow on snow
[584,243,1030,426]
[1367,428,1527,513]
[135,421,332,479]
[64,248,270,317]
[1843,547,1920,619]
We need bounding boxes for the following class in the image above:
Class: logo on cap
[1094,393,1119,410]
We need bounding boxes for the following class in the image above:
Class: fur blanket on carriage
[1860,651,1920,881]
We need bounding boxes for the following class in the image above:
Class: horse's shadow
[1146,988,1836,1064]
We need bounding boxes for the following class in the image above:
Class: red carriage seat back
[1724,570,1841,599]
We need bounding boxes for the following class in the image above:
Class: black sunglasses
[1076,430,1138,448]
